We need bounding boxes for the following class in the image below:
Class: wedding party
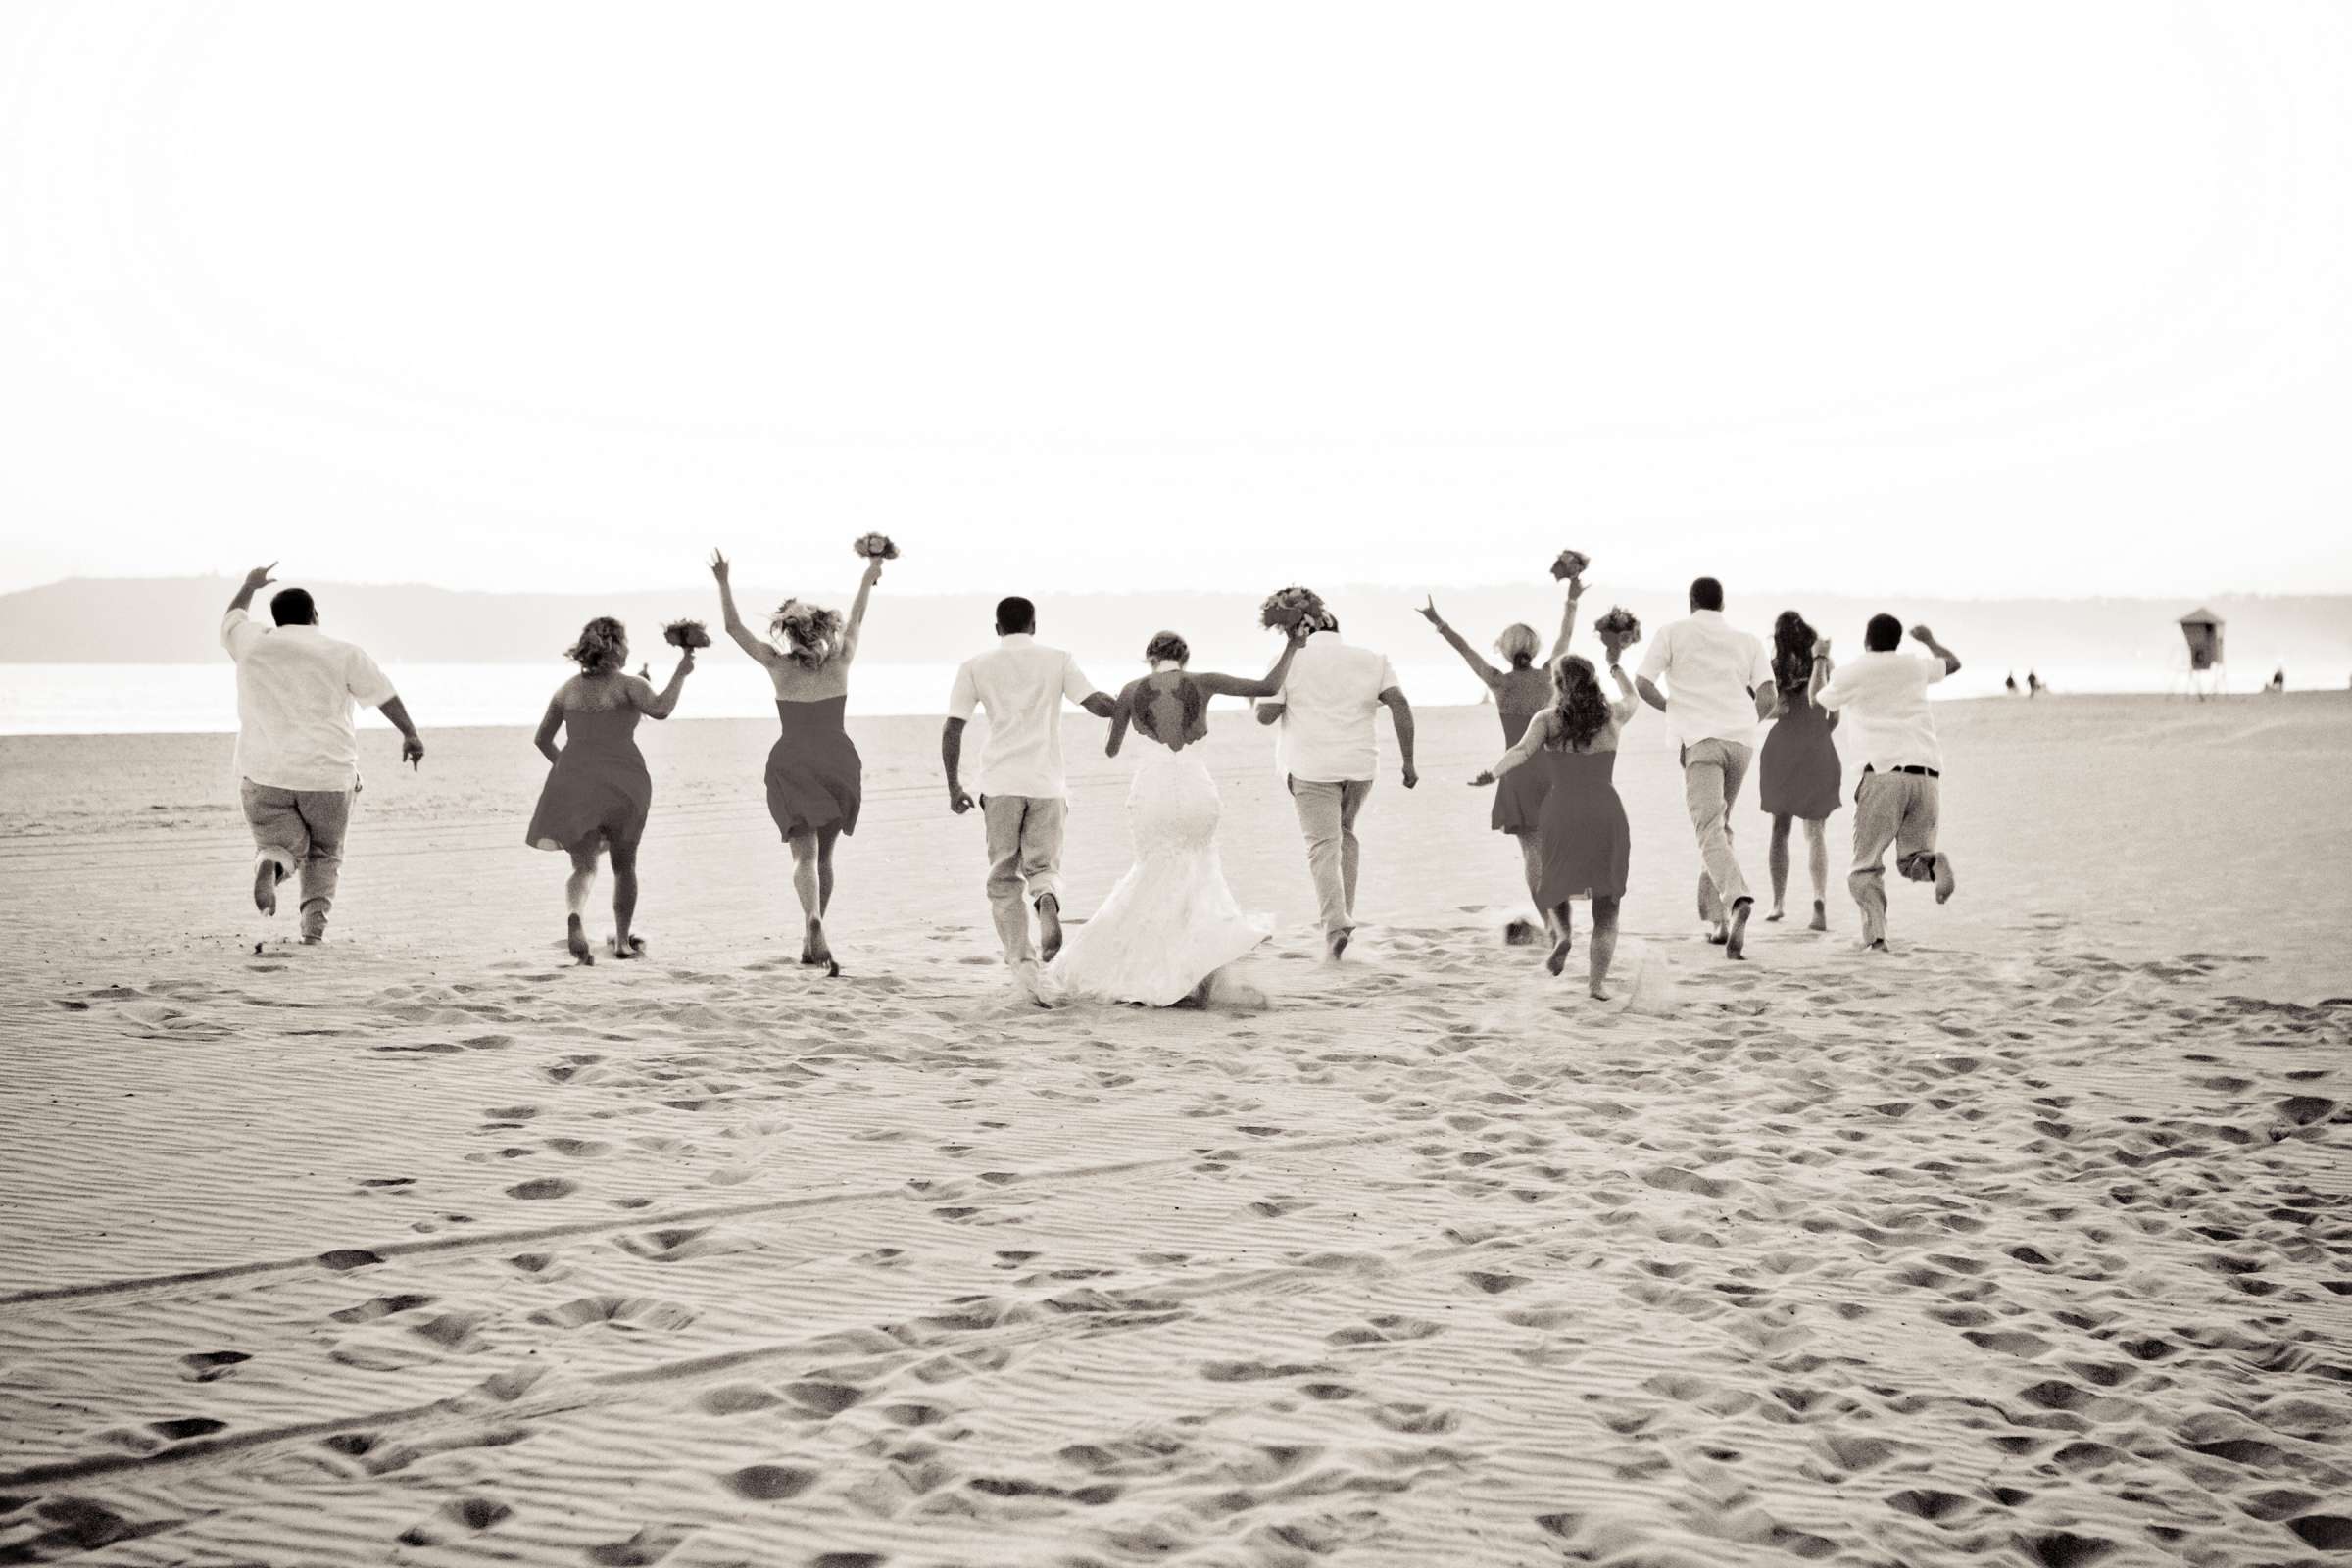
[5,4,2350,1567]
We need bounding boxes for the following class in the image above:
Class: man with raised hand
[220,564,423,942]
[1812,614,1962,952]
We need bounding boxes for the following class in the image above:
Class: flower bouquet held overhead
[662,619,712,652]
[1259,585,1329,635]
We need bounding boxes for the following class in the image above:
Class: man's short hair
[995,596,1037,635]
[270,587,317,626]
[1689,577,1724,612]
[1865,612,1903,651]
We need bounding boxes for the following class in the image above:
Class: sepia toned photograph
[2,4,2348,1565]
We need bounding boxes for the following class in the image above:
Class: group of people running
[218,549,1961,1007]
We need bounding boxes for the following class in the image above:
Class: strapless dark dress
[1760,685,1842,820]
[527,707,652,852]
[765,695,862,838]
[1534,747,1631,902]
[1492,667,1554,834]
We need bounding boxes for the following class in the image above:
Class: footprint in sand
[722,1464,817,1501]
[178,1350,251,1382]
[506,1177,577,1200]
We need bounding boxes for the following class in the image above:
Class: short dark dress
[527,707,651,852]
[1534,747,1631,902]
[1759,684,1842,820]
[765,694,862,838]
[1492,666,1554,834]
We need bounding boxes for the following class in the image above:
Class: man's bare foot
[1036,895,1063,961]
[1546,936,1572,976]
[1808,900,1828,933]
[1725,899,1752,960]
[1589,981,1611,1001]
[566,914,594,966]
[1765,906,1786,922]
[1327,928,1351,962]
[1705,923,1729,946]
[1934,854,1957,904]
[1863,937,1888,954]
[1502,918,1540,947]
[253,861,278,916]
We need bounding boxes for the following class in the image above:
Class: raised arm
[534,696,566,763]
[1607,661,1640,727]
[1418,597,1502,689]
[710,550,778,666]
[635,650,695,719]
[1910,624,1962,676]
[1379,685,1418,788]
[1197,625,1307,700]
[226,562,276,619]
[838,556,884,664]
[1547,578,1586,664]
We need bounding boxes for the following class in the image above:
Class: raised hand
[1417,596,1442,626]
[1565,573,1585,601]
[1814,635,1833,659]
[709,549,731,583]
[243,563,278,591]
[1909,623,1935,645]
[860,556,885,587]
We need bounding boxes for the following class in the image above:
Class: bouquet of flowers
[1259,585,1327,632]
[853,532,901,562]
[1549,548,1592,581]
[662,618,712,650]
[1593,606,1642,651]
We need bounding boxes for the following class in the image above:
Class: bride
[1044,626,1306,1007]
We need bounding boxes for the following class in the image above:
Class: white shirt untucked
[1636,610,1773,749]
[1816,650,1948,772]
[221,610,398,792]
[1274,635,1398,784]
[948,634,1100,799]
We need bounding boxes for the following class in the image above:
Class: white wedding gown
[1045,743,1270,1005]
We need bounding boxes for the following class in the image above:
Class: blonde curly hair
[769,599,846,667]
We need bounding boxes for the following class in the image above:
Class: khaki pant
[1679,739,1754,922]
[1289,776,1374,938]
[981,793,1066,964]
[241,779,354,939]
[1850,770,1941,944]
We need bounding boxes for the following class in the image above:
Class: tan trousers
[1850,770,1941,944]
[241,779,354,939]
[981,793,1066,964]
[1289,776,1374,938]
[1680,739,1754,922]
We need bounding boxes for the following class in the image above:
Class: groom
[1255,601,1417,960]
[943,596,1117,983]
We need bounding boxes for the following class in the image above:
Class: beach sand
[2,693,2348,1565]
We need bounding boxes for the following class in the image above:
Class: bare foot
[1036,895,1063,961]
[1546,936,1572,976]
[1725,899,1752,960]
[1327,929,1351,962]
[804,918,832,968]
[612,934,647,960]
[253,861,278,917]
[1934,854,1957,904]
[566,914,594,966]
[1863,937,1889,954]
[1705,923,1729,946]
[1502,918,1540,947]
[1808,900,1828,933]
[1589,982,1611,1001]
[1765,906,1786,922]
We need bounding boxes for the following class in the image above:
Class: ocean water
[0,657,2206,736]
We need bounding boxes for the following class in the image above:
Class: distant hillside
[2,576,2347,686]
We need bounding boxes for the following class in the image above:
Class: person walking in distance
[1254,601,1418,960]
[1811,614,1962,951]
[1635,576,1773,958]
[942,597,1118,988]
[220,564,424,942]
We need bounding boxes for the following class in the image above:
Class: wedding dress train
[1045,745,1269,1005]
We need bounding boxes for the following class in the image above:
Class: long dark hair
[1548,655,1611,752]
[1772,610,1817,692]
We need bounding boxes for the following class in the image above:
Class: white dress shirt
[1816,650,1948,772]
[221,610,398,792]
[1636,610,1773,749]
[948,634,1100,798]
[1273,633,1399,784]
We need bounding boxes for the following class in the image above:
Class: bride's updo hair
[769,599,846,668]
[1494,622,1542,669]
[1144,631,1190,666]
[565,616,628,672]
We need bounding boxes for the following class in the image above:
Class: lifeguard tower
[2177,608,2226,699]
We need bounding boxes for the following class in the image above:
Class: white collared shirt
[1635,610,1773,749]
[948,634,1100,798]
[221,610,398,792]
[1816,650,1947,772]
[1273,633,1399,784]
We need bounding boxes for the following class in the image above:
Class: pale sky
[3,1,2350,601]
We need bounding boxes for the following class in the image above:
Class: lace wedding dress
[1045,743,1270,1005]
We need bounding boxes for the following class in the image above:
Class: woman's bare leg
[1546,901,1575,976]
[788,831,830,965]
[816,826,840,915]
[1767,814,1793,918]
[1511,834,1546,941]
[1589,895,1621,999]
[1803,817,1830,928]
[608,834,642,955]
[565,846,599,964]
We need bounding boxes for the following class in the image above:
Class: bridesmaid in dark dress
[1418,572,1586,941]
[1758,611,1842,931]
[1471,631,1641,999]
[710,546,884,974]
[529,617,695,964]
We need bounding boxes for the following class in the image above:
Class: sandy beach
[2,692,2348,1567]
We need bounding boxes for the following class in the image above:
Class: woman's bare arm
[710,550,778,666]
[533,697,565,763]
[1474,708,1555,782]
[1607,662,1640,727]
[636,652,695,719]
[838,557,884,666]
[1547,580,1586,664]
[1198,628,1305,700]
[1418,598,1502,689]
